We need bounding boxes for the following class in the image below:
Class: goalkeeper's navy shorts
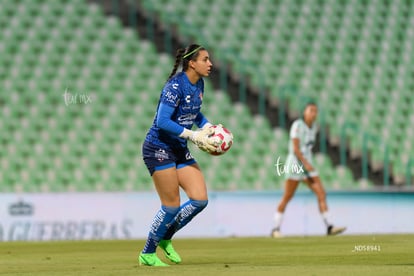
[142,141,196,176]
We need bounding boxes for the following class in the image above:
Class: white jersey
[288,118,318,162]
[283,119,318,180]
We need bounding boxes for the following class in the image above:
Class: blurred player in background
[139,44,218,266]
[271,102,346,237]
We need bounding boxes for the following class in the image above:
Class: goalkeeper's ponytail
[167,48,186,80]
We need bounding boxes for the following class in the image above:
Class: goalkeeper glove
[179,124,218,153]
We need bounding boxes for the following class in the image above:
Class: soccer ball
[209,124,233,156]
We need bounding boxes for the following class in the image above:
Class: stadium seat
[3,0,412,192]
[139,0,414,188]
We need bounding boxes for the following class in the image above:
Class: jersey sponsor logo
[155,148,169,161]
[178,113,198,125]
[163,90,178,105]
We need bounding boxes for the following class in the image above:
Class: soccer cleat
[159,240,182,264]
[271,227,282,238]
[139,253,169,267]
[327,225,346,236]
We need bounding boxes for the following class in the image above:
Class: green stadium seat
[2,0,412,192]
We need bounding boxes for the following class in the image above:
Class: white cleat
[271,228,282,238]
[327,225,346,236]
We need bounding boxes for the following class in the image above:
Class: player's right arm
[155,82,186,136]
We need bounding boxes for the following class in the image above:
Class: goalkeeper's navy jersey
[145,72,205,149]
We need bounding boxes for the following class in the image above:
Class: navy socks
[142,205,179,253]
[142,199,208,253]
[163,199,208,240]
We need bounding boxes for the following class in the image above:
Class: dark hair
[167,44,205,80]
[304,101,317,108]
[302,101,317,119]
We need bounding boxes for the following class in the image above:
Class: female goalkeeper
[139,44,218,266]
[271,102,346,237]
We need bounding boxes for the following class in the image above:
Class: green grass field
[1,235,413,275]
